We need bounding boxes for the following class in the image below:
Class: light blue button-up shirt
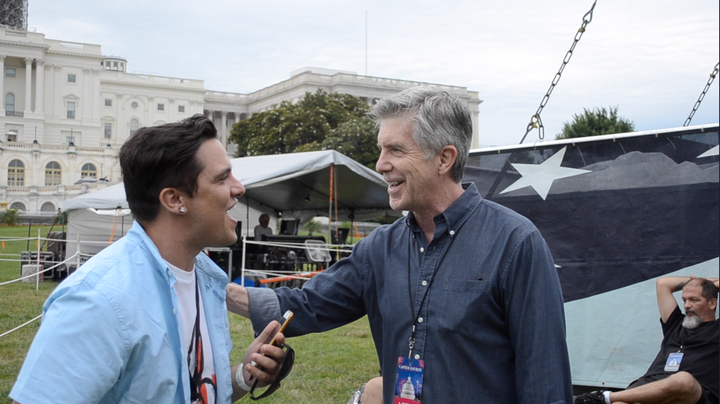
[249,183,572,404]
[11,222,234,404]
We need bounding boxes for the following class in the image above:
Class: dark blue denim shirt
[249,183,572,403]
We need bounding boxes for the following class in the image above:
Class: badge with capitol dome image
[393,357,424,404]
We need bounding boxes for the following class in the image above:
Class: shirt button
[414,354,420,360]
[418,317,424,323]
[449,230,455,236]
[421,280,428,286]
[172,308,177,315]
[420,247,424,253]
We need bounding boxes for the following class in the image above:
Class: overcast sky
[29,0,719,147]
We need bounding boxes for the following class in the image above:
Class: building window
[9,202,26,211]
[81,163,97,178]
[5,68,15,77]
[67,102,75,119]
[104,123,112,139]
[8,159,24,186]
[131,101,138,109]
[68,74,76,83]
[105,99,112,107]
[157,103,164,111]
[5,93,15,114]
[129,118,139,136]
[45,162,62,186]
[6,130,18,142]
[178,105,185,113]
[41,202,56,212]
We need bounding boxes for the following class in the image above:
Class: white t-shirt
[167,261,216,403]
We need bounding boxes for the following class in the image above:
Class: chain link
[519,0,597,144]
[683,62,719,127]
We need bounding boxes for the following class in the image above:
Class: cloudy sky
[29,0,719,147]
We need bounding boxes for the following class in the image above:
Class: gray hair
[368,86,472,183]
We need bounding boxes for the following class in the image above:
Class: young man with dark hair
[576,275,719,404]
[11,114,288,404]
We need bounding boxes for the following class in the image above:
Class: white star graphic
[500,146,590,200]
[697,145,719,159]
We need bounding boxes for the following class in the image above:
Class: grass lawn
[0,226,379,404]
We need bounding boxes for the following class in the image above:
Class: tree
[1,209,20,226]
[303,219,322,236]
[555,106,635,140]
[230,90,379,168]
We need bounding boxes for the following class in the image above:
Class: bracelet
[235,365,252,392]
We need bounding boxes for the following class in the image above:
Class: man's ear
[158,187,186,215]
[709,297,717,312]
[438,145,458,176]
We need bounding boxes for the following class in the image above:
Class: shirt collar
[405,182,482,238]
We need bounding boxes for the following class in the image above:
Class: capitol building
[0,15,481,215]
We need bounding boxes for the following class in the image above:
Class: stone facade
[1,27,482,214]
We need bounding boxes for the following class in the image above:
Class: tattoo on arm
[674,282,686,292]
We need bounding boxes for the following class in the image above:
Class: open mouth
[388,180,405,190]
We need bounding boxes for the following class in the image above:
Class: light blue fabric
[10,221,234,404]
[249,183,573,404]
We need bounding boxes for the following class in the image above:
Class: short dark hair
[119,114,218,223]
[368,87,473,183]
[685,278,719,302]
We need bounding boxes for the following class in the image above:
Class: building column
[0,55,5,110]
[34,59,44,115]
[83,68,92,120]
[53,64,62,118]
[24,58,33,115]
[92,68,100,121]
[220,110,228,147]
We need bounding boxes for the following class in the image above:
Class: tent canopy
[62,150,398,221]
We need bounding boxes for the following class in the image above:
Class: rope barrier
[0,253,80,287]
[0,314,42,339]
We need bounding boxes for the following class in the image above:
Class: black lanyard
[406,227,456,358]
[187,272,217,404]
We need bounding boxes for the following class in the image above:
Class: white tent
[61,150,398,256]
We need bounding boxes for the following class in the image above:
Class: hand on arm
[656,276,692,323]
[231,321,287,401]
[226,283,250,318]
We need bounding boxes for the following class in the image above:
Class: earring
[179,207,187,214]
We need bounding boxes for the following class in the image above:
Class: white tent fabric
[62,150,393,216]
[61,150,398,252]
[66,208,133,258]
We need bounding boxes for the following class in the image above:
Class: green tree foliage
[303,219,322,236]
[230,90,379,168]
[1,209,20,226]
[555,106,635,140]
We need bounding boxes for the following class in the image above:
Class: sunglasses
[250,343,295,400]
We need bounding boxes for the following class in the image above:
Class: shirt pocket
[436,277,493,336]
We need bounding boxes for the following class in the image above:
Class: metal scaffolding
[0,0,28,30]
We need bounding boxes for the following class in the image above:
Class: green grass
[0,226,379,403]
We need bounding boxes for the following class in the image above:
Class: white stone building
[0,26,482,215]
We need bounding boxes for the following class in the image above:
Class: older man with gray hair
[227,86,573,403]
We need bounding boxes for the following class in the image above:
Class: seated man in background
[575,275,719,404]
[254,213,274,240]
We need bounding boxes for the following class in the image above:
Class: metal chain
[683,62,719,127]
[519,0,597,144]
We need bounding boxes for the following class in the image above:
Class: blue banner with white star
[465,124,719,303]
